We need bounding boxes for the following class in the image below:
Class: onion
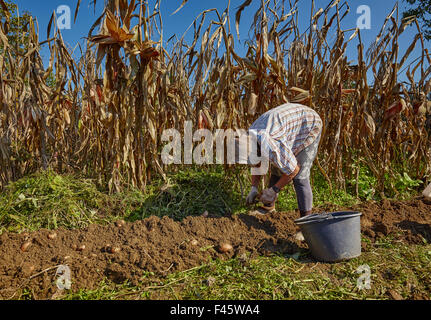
[191,239,199,246]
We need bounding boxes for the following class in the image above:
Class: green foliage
[387,172,423,197]
[347,163,378,201]
[131,167,244,221]
[277,167,358,212]
[46,71,57,88]
[403,0,431,40]
[0,161,423,235]
[0,0,33,55]
[345,159,423,201]
[0,170,119,233]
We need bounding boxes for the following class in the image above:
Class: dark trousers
[268,134,321,217]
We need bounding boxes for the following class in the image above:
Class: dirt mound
[354,197,431,243]
[1,198,431,299]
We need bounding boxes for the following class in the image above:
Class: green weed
[131,167,244,221]
[0,170,142,233]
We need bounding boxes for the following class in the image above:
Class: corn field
[0,0,430,194]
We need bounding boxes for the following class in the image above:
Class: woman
[242,103,323,239]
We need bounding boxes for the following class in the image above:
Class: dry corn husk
[0,0,429,195]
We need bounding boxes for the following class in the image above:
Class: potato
[115,220,126,228]
[109,246,121,254]
[47,232,57,240]
[20,241,32,252]
[218,243,233,253]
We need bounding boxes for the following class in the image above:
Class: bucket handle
[320,212,362,220]
[295,211,362,225]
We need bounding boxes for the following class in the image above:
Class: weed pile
[134,169,243,221]
[0,171,117,232]
[0,169,245,233]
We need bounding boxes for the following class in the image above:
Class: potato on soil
[109,247,121,254]
[47,232,57,240]
[218,243,233,253]
[105,244,121,254]
[115,220,126,228]
[20,241,32,252]
[106,245,121,254]
[21,263,35,276]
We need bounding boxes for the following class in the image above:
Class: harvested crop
[20,241,32,252]
[218,243,233,253]
[109,247,121,254]
[115,220,126,228]
[47,232,57,240]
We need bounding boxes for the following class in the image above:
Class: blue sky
[15,0,428,82]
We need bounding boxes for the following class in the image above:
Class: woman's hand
[246,186,260,205]
[259,188,278,205]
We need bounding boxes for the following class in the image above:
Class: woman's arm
[251,174,263,188]
[274,165,300,190]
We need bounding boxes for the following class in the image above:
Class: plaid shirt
[249,103,323,175]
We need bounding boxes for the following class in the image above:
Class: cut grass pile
[0,168,245,233]
[0,170,145,233]
[0,171,112,233]
[1,164,421,235]
[131,168,244,220]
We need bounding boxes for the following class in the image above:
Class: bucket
[294,211,363,262]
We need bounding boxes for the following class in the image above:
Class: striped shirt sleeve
[259,134,298,175]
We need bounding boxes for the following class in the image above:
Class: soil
[1,197,431,299]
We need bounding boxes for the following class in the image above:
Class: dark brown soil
[1,198,431,299]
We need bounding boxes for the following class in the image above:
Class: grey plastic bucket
[294,211,363,262]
